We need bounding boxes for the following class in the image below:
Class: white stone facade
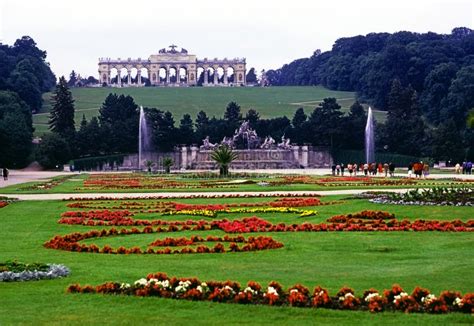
[98,45,246,87]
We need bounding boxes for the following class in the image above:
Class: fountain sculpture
[365,106,375,163]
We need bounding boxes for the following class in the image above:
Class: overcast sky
[0,0,472,79]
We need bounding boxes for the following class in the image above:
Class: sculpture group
[200,121,292,150]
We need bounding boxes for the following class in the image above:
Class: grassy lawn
[0,196,472,324]
[33,86,387,136]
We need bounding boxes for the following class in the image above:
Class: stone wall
[119,146,332,171]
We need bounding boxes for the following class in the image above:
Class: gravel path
[0,188,418,201]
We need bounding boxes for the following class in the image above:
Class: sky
[0,0,472,79]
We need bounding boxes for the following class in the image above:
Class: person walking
[363,163,369,176]
[347,163,353,176]
[408,163,413,178]
[383,162,389,177]
[455,163,461,174]
[336,164,341,176]
[389,162,395,177]
[467,161,473,175]
[2,167,8,181]
[331,164,336,176]
[340,163,345,176]
[422,163,430,178]
[378,163,383,175]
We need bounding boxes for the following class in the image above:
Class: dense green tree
[421,63,458,123]
[292,108,307,129]
[306,98,344,149]
[246,68,258,83]
[224,101,242,131]
[442,65,474,127]
[98,93,139,153]
[76,116,103,157]
[380,80,425,156]
[195,110,210,143]
[178,113,194,145]
[36,133,72,169]
[245,108,260,127]
[7,59,43,111]
[430,119,464,162]
[68,70,78,87]
[289,108,308,144]
[148,108,177,152]
[344,101,367,149]
[0,91,33,168]
[49,76,75,138]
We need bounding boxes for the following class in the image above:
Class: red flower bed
[66,273,474,314]
[0,201,8,209]
[44,226,283,255]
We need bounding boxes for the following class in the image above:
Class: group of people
[454,162,473,175]
[1,167,8,181]
[331,162,396,177]
[407,162,430,178]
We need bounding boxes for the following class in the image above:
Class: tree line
[0,36,56,168]
[42,78,473,169]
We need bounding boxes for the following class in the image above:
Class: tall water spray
[365,107,375,164]
[138,106,151,170]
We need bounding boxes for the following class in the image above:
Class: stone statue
[221,136,234,148]
[200,136,216,150]
[159,48,166,54]
[277,135,292,150]
[181,48,188,54]
[260,136,275,149]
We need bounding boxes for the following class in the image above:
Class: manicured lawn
[33,86,387,136]
[0,197,472,324]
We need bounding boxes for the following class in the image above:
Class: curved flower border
[67,273,474,314]
[0,264,70,282]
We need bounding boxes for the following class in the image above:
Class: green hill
[33,86,385,135]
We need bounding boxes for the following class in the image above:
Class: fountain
[365,106,375,163]
[138,106,152,170]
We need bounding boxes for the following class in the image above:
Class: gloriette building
[98,45,246,87]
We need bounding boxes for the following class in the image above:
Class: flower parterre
[44,227,283,254]
[67,274,473,314]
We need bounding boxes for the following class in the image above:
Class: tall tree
[344,101,367,149]
[307,98,344,149]
[0,91,33,168]
[195,110,210,144]
[245,108,260,127]
[49,76,75,138]
[178,113,194,145]
[246,68,258,83]
[68,70,78,87]
[224,101,242,131]
[98,93,139,153]
[381,79,425,156]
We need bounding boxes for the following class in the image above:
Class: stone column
[223,68,228,85]
[301,145,309,168]
[190,145,198,165]
[137,70,142,85]
[214,66,219,84]
[293,145,299,163]
[181,146,188,169]
[203,68,208,85]
[117,71,122,87]
[166,66,170,84]
[127,70,131,85]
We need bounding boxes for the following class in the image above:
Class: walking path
[0,171,74,188]
[1,188,420,201]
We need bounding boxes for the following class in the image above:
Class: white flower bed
[0,264,70,282]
